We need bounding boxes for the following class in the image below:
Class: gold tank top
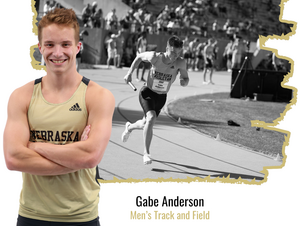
[19,76,100,222]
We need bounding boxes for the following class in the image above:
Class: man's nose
[53,45,64,57]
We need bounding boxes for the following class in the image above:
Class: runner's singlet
[146,52,180,94]
[19,76,100,222]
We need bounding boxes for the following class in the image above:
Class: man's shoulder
[85,81,115,110]
[86,81,114,99]
[12,80,35,96]
[8,80,35,108]
[175,57,186,68]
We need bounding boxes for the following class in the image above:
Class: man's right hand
[81,125,91,141]
[124,73,132,84]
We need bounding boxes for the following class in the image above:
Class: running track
[81,67,283,183]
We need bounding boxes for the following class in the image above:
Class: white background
[0,0,299,225]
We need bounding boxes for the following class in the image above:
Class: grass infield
[166,92,289,158]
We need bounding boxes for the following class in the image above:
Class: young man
[76,29,89,72]
[3,8,115,225]
[202,38,216,85]
[188,38,199,71]
[122,36,189,165]
[106,33,117,68]
[115,29,125,68]
[231,35,246,69]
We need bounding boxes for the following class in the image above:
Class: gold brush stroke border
[29,0,296,185]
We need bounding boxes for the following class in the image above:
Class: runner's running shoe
[143,154,152,165]
[121,122,131,142]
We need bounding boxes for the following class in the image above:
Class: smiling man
[3,8,115,226]
[122,36,189,165]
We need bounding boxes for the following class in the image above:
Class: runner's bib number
[152,79,170,92]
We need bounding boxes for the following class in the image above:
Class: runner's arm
[28,83,115,170]
[203,46,208,63]
[124,51,155,83]
[3,85,77,175]
[178,59,189,87]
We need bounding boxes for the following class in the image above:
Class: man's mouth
[50,59,67,64]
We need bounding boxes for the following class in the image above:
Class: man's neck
[44,68,81,91]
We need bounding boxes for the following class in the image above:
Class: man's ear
[38,43,42,53]
[77,42,82,54]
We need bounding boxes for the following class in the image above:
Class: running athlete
[122,36,189,165]
[3,8,115,226]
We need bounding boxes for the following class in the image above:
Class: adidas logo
[69,103,82,111]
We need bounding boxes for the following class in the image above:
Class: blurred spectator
[202,38,216,84]
[48,1,62,10]
[200,20,208,37]
[212,19,220,37]
[238,20,247,34]
[82,3,93,28]
[195,41,206,71]
[188,38,200,71]
[52,2,62,9]
[182,15,191,35]
[223,38,234,72]
[144,11,155,33]
[182,36,190,69]
[169,7,177,20]
[115,29,125,68]
[226,26,237,40]
[105,8,118,31]
[135,31,148,82]
[167,18,180,35]
[132,0,147,9]
[76,30,89,72]
[93,8,103,28]
[106,33,117,68]
[90,1,99,27]
[231,36,247,69]
[120,9,135,30]
[133,8,146,32]
[156,7,170,33]
[218,3,227,17]
[222,19,231,31]
[43,1,51,15]
[190,18,201,35]
[91,1,98,14]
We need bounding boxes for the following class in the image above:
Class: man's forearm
[6,146,76,175]
[29,140,102,170]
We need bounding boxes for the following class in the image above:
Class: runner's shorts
[139,86,167,117]
[205,58,213,68]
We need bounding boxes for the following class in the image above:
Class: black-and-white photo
[31,0,293,183]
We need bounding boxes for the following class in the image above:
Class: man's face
[39,24,80,74]
[166,45,182,61]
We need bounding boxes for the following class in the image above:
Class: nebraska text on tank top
[146,52,180,94]
[19,76,100,222]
